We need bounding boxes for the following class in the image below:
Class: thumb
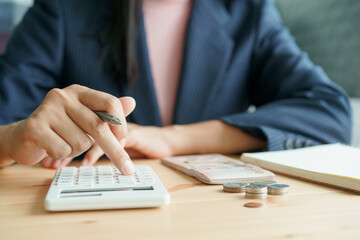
[119,97,136,117]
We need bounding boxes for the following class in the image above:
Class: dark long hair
[101,0,142,85]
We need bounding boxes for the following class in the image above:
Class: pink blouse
[142,0,192,125]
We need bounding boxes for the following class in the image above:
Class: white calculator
[44,165,170,211]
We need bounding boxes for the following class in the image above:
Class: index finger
[95,127,135,175]
[66,104,135,174]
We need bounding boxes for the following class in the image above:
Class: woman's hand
[0,84,136,175]
[125,123,175,159]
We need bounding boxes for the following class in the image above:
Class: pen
[94,111,122,125]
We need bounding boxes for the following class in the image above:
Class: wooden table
[1,158,360,240]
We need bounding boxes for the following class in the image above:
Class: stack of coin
[250,180,277,186]
[223,182,247,193]
[267,184,290,195]
[245,184,267,199]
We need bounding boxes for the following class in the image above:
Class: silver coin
[268,184,290,189]
[245,184,267,194]
[250,180,277,186]
[223,182,247,193]
[246,184,267,189]
[268,184,290,195]
[268,189,289,195]
[223,182,247,188]
[245,193,267,199]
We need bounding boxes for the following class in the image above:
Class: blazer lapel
[174,0,234,124]
[123,18,162,126]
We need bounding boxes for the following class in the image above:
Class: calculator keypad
[53,165,154,187]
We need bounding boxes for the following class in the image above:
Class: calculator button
[79,166,94,176]
[98,175,113,180]
[79,176,93,180]
[140,177,154,182]
[59,172,75,178]
[59,177,74,183]
[98,176,114,184]
[138,175,154,182]
[78,181,93,185]
[58,181,73,186]
[58,177,73,182]
[60,171,75,176]
[117,175,135,180]
[61,167,76,173]
[97,166,113,173]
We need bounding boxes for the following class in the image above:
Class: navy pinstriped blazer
[0,0,352,151]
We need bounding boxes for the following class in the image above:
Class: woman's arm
[164,120,266,156]
[123,120,267,159]
[0,0,66,125]
[218,0,352,151]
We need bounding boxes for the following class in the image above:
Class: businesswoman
[0,0,352,174]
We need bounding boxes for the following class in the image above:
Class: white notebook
[240,144,360,193]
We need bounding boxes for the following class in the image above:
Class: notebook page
[242,144,360,180]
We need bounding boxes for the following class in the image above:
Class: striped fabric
[0,0,352,151]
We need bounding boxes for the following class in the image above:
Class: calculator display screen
[60,186,154,194]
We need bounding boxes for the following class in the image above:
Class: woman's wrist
[162,124,190,156]
[163,121,225,155]
[0,122,20,167]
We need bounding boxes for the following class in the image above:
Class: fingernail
[53,160,62,169]
[82,159,88,166]
[120,138,126,148]
[123,160,135,175]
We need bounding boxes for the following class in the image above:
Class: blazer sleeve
[220,0,352,151]
[0,0,64,124]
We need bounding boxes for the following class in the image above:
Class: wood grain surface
[1,158,360,240]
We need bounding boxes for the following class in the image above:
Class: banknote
[162,154,275,184]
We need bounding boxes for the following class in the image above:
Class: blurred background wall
[0,0,33,52]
